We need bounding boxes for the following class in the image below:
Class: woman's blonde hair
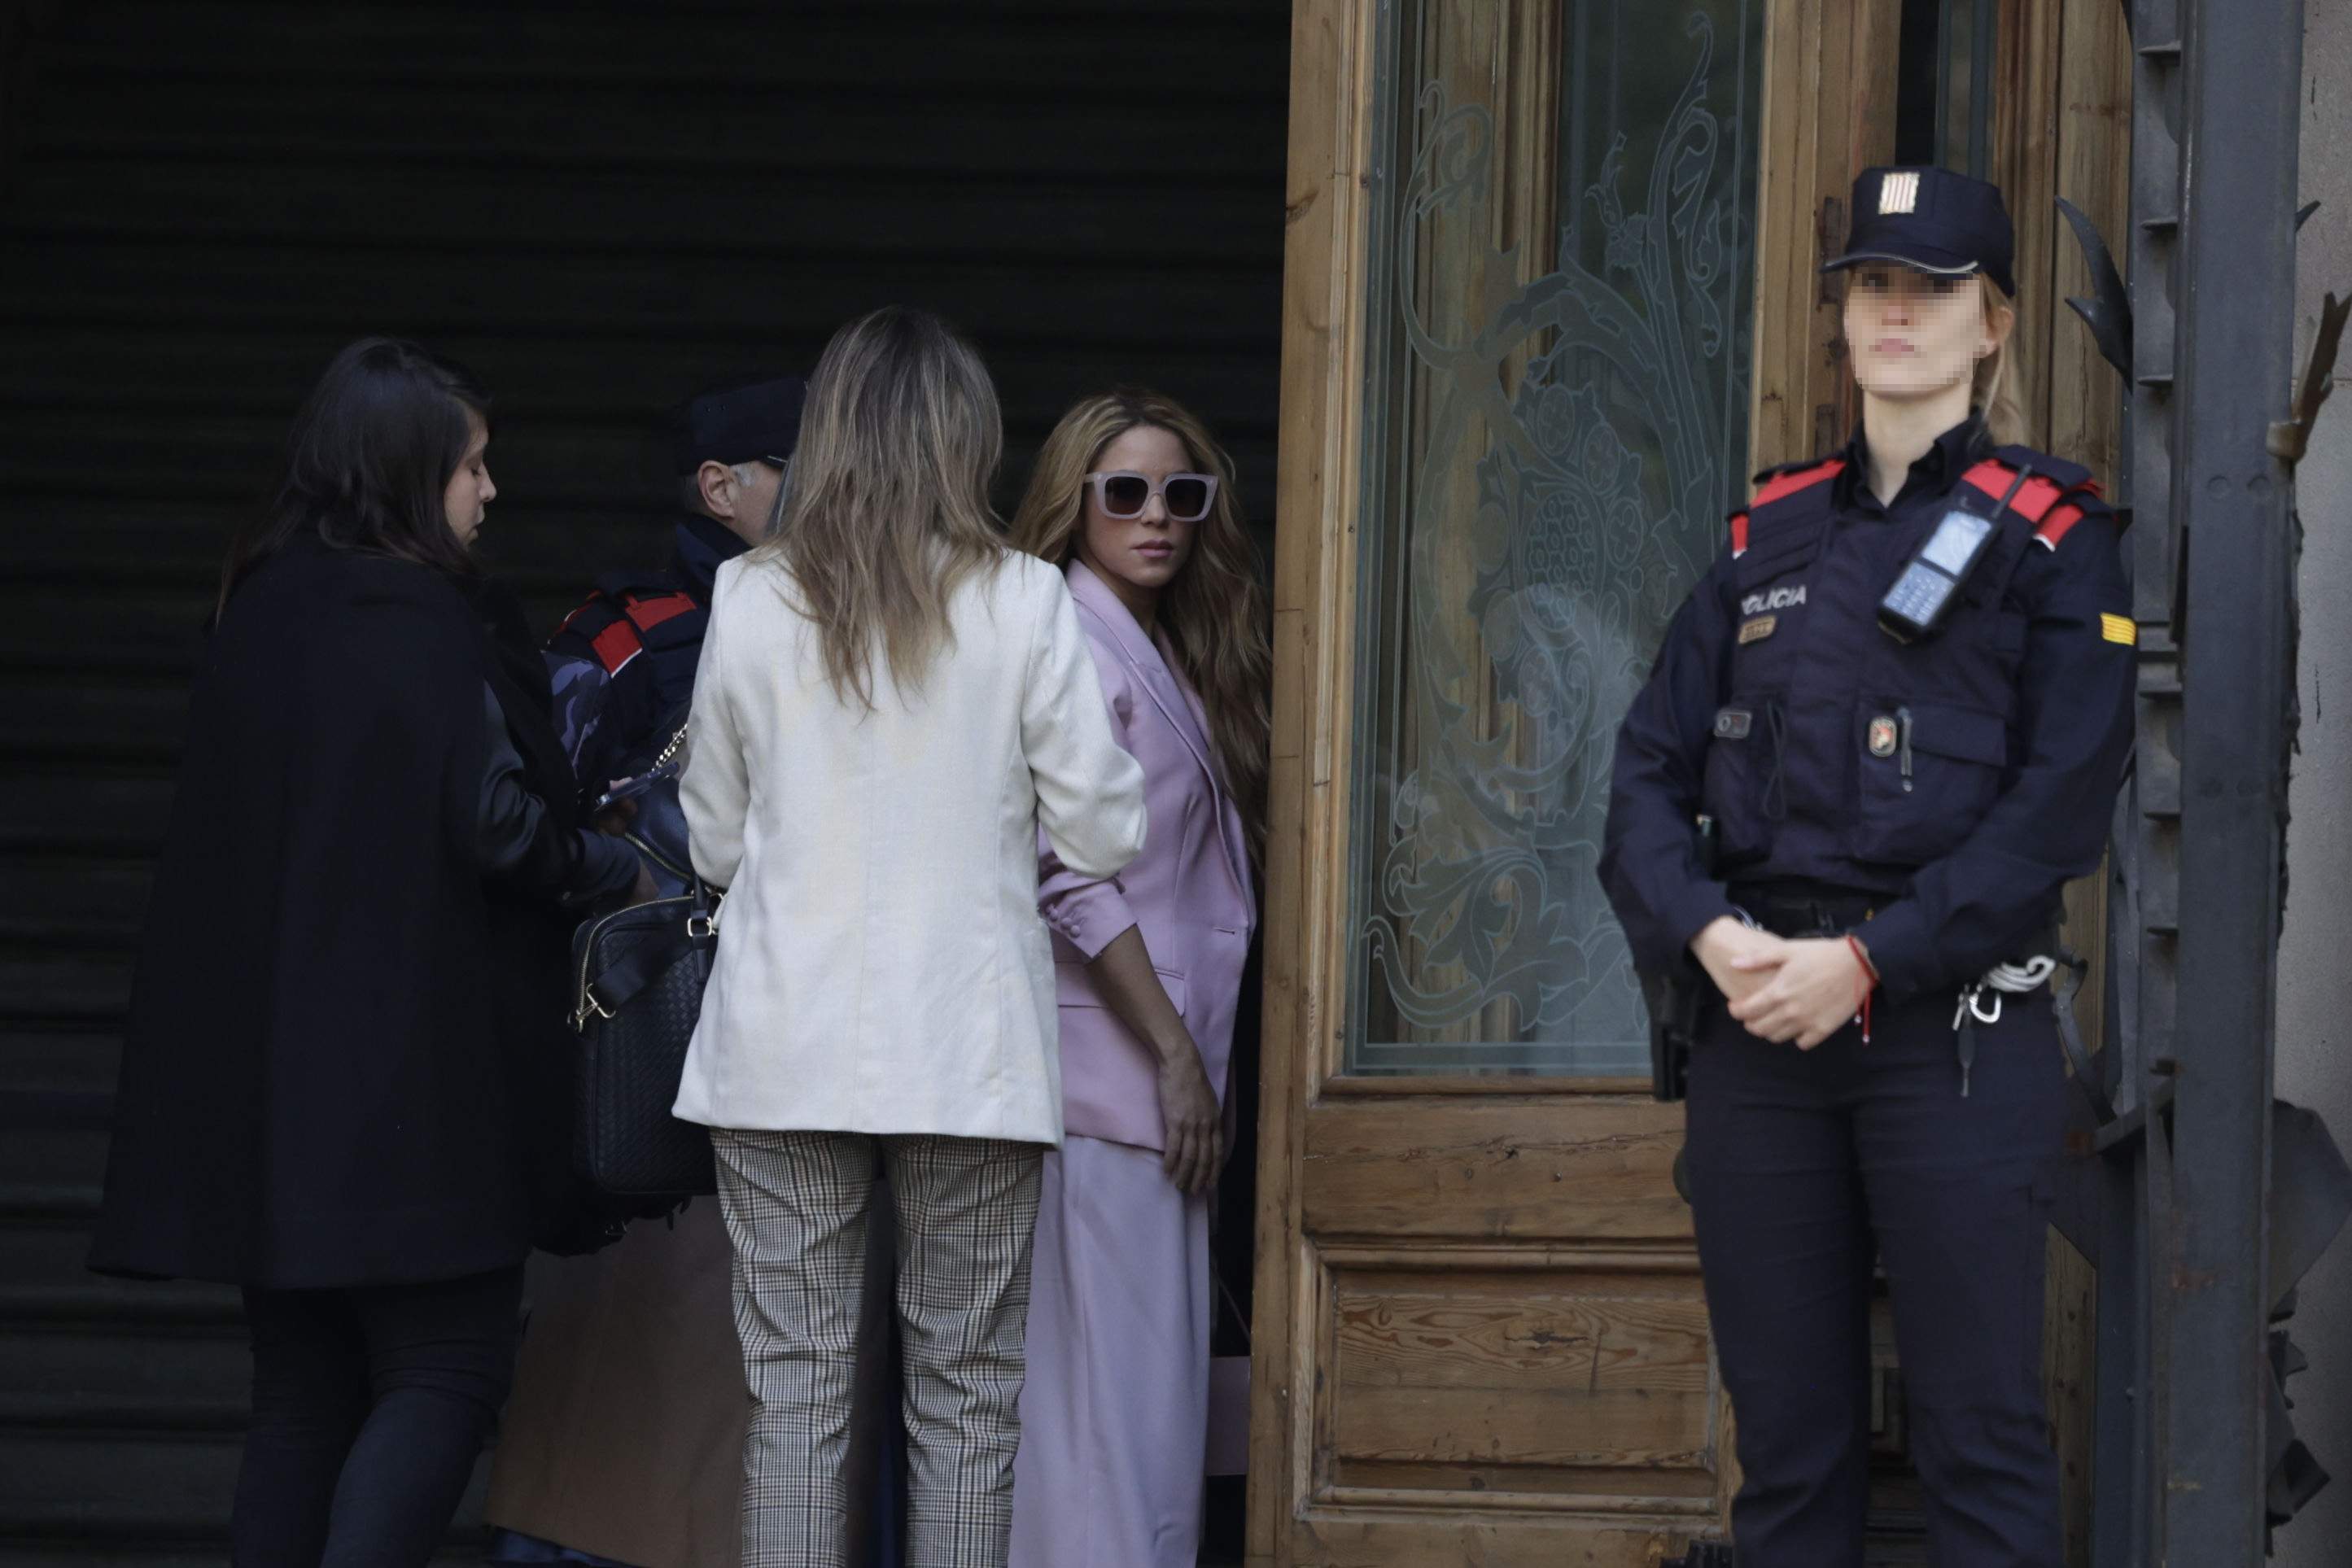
[1010,389,1271,874]
[752,306,1007,709]
[1972,275,2026,446]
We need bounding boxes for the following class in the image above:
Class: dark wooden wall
[0,2,1287,1555]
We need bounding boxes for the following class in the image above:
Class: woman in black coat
[90,338,645,1566]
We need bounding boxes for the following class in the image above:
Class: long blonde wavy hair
[750,306,1007,709]
[1010,388,1271,874]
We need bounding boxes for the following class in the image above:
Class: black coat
[91,539,594,1288]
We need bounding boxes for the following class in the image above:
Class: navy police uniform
[544,375,806,879]
[546,513,743,800]
[1598,168,2134,1566]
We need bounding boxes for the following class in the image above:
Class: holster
[1646,815,1719,1103]
[1642,963,1706,1103]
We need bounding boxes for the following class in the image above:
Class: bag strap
[581,924,700,1019]
[643,701,691,773]
[572,875,719,1031]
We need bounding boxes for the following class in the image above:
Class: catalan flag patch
[2101,614,2136,647]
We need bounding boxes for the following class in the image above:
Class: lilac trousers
[1008,1134,1210,1568]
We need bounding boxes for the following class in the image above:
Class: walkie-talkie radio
[1877,465,2035,643]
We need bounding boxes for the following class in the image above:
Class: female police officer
[1600,167,2133,1566]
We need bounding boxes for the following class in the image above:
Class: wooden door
[1247,2,1901,1562]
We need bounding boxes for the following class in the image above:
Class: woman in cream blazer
[675,308,1145,1568]
[1004,391,1270,1568]
[671,537,1143,1138]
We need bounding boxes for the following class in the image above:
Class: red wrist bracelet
[1846,935,1878,1042]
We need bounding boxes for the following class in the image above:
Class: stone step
[0,956,132,1027]
[0,501,674,609]
[0,1426,492,1548]
[0,1426,236,1540]
[0,775,172,857]
[0,323,1281,470]
[0,1553,487,1567]
[0,1550,487,1566]
[0,677,185,769]
[27,62,1283,185]
[0,1123,109,1196]
[0,1381,247,1437]
[0,775,169,862]
[0,1029,123,1101]
[0,589,209,677]
[0,399,1279,539]
[0,237,1281,352]
[0,858,151,948]
[3,158,1283,268]
[0,1222,237,1327]
[47,0,1283,98]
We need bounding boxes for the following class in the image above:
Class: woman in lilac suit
[1005,389,1269,1567]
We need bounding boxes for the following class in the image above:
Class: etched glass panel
[1345,0,1764,1077]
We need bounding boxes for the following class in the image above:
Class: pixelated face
[724,460,788,546]
[443,413,495,547]
[1843,264,1997,403]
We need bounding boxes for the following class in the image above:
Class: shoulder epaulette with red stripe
[1960,457,2105,551]
[553,588,702,677]
[1729,457,1845,557]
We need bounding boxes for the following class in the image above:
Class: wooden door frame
[1246,2,1904,1561]
[1248,2,1371,1553]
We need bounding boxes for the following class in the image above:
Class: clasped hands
[1690,915,1873,1050]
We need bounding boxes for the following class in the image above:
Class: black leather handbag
[567,875,720,1199]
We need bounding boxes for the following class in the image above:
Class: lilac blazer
[1038,560,1257,1151]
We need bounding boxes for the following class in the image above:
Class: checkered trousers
[712,1129,1044,1568]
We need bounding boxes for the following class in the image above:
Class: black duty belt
[1733,880,2106,1115]
[1732,884,1882,939]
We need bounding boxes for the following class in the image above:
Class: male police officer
[546,373,807,819]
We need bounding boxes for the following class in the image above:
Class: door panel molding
[1302,1098,1694,1242]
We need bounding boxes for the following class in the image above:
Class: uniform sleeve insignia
[2100,613,2136,647]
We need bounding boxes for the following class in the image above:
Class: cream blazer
[672,551,1147,1144]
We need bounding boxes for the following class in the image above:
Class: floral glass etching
[1346,0,1764,1076]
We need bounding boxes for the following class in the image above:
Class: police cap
[672,375,808,474]
[1821,166,2015,298]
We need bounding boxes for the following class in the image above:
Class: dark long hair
[219,337,492,609]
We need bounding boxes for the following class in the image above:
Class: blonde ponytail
[1972,276,2026,446]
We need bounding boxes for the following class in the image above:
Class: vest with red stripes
[553,586,702,682]
[1700,443,2108,892]
[545,575,715,791]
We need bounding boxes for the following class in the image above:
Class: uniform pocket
[1702,700,1779,867]
[1851,698,2009,865]
[1982,609,2028,661]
